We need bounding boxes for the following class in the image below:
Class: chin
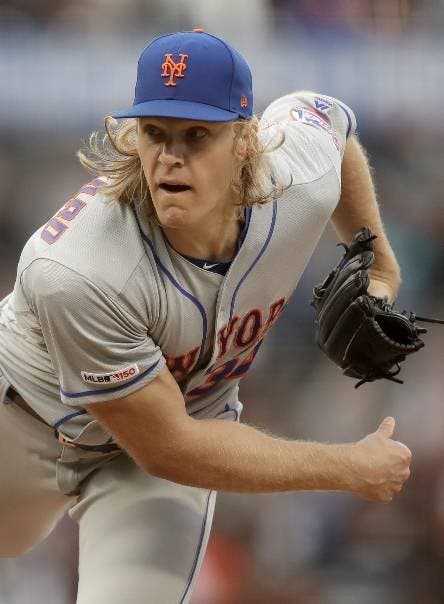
[158,207,191,229]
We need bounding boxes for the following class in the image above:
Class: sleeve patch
[289,106,339,149]
[314,96,334,112]
[81,364,140,384]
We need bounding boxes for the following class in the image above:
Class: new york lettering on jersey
[164,297,287,396]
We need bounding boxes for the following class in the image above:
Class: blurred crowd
[1,1,444,603]
[2,0,444,35]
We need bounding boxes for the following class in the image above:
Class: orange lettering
[161,53,189,87]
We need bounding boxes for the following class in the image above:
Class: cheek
[202,154,236,193]
[138,150,155,188]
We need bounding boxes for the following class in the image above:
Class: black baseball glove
[312,227,442,387]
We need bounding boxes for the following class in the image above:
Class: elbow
[136,423,196,482]
[139,456,163,478]
[142,455,191,485]
[142,456,173,480]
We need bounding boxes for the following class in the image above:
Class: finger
[376,416,395,439]
[401,467,411,481]
[393,441,412,461]
[403,445,412,464]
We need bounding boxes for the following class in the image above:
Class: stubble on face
[136,118,249,259]
[137,118,242,231]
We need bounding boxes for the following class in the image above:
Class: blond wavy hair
[77,116,284,219]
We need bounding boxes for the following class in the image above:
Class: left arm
[331,135,401,302]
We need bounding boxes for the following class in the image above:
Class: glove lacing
[353,364,403,389]
[353,313,444,388]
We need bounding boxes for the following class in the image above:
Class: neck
[163,214,242,262]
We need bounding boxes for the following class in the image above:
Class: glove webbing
[352,312,444,388]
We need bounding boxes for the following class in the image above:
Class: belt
[6,386,120,453]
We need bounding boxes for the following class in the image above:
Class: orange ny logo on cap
[161,53,189,87]
[240,95,248,108]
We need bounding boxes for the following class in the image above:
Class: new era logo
[161,53,189,87]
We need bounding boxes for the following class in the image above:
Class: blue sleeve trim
[229,198,277,320]
[60,359,161,399]
[53,409,88,430]
[134,211,208,368]
[337,101,353,138]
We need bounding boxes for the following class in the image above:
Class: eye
[143,124,163,139]
[186,127,208,141]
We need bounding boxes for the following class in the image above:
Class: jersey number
[40,179,103,245]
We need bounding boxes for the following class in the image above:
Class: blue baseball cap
[113,29,253,122]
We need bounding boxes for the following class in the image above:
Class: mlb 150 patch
[81,364,140,384]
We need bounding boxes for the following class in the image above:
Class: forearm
[88,369,410,502]
[332,135,401,300]
[137,416,356,494]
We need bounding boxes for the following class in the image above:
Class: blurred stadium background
[1,1,443,602]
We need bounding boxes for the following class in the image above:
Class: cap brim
[112,99,241,122]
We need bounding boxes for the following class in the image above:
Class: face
[137,117,243,230]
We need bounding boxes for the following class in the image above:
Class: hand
[350,417,412,503]
[367,278,396,304]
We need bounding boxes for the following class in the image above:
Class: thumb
[377,416,395,439]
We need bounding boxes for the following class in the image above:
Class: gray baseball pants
[0,380,216,604]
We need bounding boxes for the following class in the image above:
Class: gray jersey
[0,91,355,443]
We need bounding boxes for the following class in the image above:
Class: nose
[158,141,184,167]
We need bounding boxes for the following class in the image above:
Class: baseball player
[0,30,411,603]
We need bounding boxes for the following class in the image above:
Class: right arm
[87,366,411,503]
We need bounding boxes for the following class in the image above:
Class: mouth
[158,182,192,193]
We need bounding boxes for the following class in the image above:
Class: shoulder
[260,91,356,154]
[20,256,157,336]
[18,178,147,297]
[259,91,357,186]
